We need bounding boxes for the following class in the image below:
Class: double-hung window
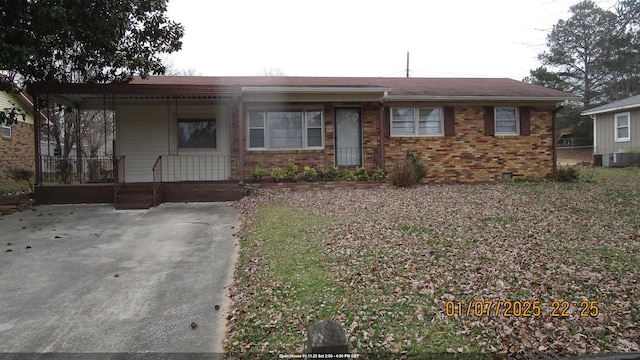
[1,124,10,138]
[495,107,518,135]
[391,107,443,136]
[615,112,630,142]
[248,109,323,149]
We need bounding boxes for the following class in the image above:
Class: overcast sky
[165,0,618,80]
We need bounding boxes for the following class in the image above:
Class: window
[615,112,631,142]
[178,119,216,148]
[391,107,443,136]
[1,125,10,138]
[248,109,324,149]
[495,107,518,135]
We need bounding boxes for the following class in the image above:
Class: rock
[306,320,348,354]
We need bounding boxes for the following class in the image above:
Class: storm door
[335,108,362,166]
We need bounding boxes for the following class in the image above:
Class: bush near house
[284,164,299,182]
[251,166,267,181]
[355,167,369,181]
[270,167,284,183]
[303,166,318,182]
[323,165,340,182]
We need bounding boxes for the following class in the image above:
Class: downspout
[552,105,563,175]
[238,97,244,184]
[378,101,386,171]
[378,91,388,171]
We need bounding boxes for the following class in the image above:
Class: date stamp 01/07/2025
[445,300,600,318]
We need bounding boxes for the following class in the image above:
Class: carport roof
[27,76,579,106]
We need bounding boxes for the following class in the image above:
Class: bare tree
[258,67,286,76]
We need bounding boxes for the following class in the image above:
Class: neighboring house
[582,94,640,167]
[0,90,35,182]
[28,77,577,187]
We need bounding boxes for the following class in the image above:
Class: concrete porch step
[115,183,157,210]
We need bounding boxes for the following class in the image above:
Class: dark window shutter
[484,106,495,136]
[383,107,390,138]
[520,106,531,136]
[444,106,455,136]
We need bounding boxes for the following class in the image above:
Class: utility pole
[406,52,410,78]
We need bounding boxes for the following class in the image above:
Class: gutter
[241,86,391,94]
[386,95,580,102]
[582,104,640,116]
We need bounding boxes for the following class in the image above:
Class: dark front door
[335,108,362,167]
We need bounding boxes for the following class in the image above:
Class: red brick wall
[0,121,35,182]
[384,106,555,182]
[240,103,555,182]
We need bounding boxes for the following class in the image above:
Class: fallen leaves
[226,178,640,358]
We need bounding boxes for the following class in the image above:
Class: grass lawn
[226,170,640,358]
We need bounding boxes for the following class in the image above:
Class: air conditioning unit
[611,152,640,167]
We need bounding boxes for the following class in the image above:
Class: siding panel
[116,103,231,182]
[595,108,640,155]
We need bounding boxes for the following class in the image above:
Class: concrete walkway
[0,202,238,355]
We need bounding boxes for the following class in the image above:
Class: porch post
[33,95,42,185]
[238,97,244,184]
[76,104,82,182]
[378,102,386,171]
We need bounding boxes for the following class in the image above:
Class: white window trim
[390,107,444,137]
[615,112,631,142]
[494,107,519,136]
[247,109,325,150]
[1,124,11,138]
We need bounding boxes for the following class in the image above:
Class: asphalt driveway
[0,202,238,355]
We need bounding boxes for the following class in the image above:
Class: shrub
[303,166,318,182]
[251,166,267,180]
[552,166,580,182]
[373,167,385,181]
[324,164,340,182]
[355,166,369,181]
[391,159,418,187]
[284,163,299,182]
[270,167,284,182]
[406,150,427,183]
[342,168,356,181]
[8,167,34,193]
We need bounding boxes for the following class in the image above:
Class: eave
[386,95,579,102]
[582,104,640,116]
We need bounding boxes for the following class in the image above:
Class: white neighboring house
[582,94,640,167]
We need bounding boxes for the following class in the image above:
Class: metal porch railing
[161,155,230,182]
[40,156,114,184]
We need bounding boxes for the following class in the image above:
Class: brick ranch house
[27,77,577,208]
[0,89,36,182]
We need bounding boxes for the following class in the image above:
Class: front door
[335,108,362,167]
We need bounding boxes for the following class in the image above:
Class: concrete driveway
[0,202,238,355]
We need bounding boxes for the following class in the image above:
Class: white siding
[594,108,640,155]
[115,102,231,183]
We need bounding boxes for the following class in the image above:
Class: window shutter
[444,106,455,136]
[383,107,390,138]
[484,106,495,136]
[520,106,531,136]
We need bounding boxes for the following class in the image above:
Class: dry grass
[227,175,640,358]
